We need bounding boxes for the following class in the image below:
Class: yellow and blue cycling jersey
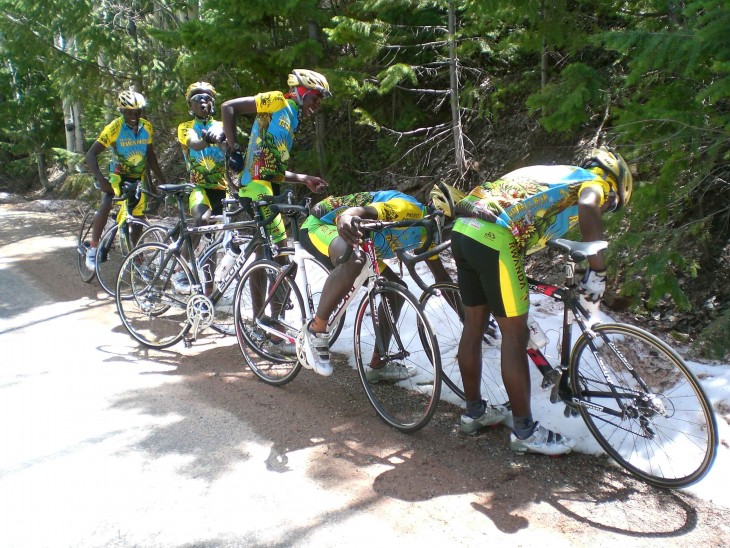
[453,165,615,255]
[302,190,431,261]
[177,118,227,190]
[240,91,300,186]
[96,116,154,182]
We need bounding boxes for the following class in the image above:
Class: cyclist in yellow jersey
[172,82,233,293]
[85,90,166,270]
[298,185,460,377]
[220,69,331,247]
[451,146,633,455]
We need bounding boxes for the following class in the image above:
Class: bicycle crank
[186,294,215,339]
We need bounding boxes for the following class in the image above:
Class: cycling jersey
[452,165,616,318]
[302,190,431,261]
[240,91,300,186]
[453,165,614,255]
[96,117,155,181]
[177,118,227,190]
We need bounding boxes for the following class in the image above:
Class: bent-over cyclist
[299,185,462,377]
[451,146,633,455]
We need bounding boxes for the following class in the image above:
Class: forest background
[0,0,728,359]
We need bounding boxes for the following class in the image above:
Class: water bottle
[214,246,237,281]
[527,316,547,350]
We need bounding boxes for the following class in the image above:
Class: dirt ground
[1,194,729,547]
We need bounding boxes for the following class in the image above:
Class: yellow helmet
[117,90,146,110]
[287,69,332,98]
[429,183,466,218]
[185,81,217,102]
[582,146,633,211]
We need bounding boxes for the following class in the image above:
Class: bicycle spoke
[570,323,717,488]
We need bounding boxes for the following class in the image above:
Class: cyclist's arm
[284,170,328,193]
[577,185,606,272]
[146,146,165,190]
[86,141,112,194]
[454,196,497,223]
[335,205,378,247]
[221,96,256,150]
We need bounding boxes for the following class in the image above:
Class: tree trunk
[73,102,86,166]
[448,2,466,178]
[63,99,76,152]
[308,19,327,178]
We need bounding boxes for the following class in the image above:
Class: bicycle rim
[115,243,191,349]
[234,260,303,385]
[355,281,441,433]
[77,210,96,282]
[569,322,718,488]
[419,283,507,407]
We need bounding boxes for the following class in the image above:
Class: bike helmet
[582,146,633,211]
[117,90,147,110]
[429,183,466,218]
[186,81,217,102]
[287,69,332,99]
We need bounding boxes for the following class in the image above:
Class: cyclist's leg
[90,184,116,246]
[124,182,147,247]
[240,181,287,314]
[309,234,364,331]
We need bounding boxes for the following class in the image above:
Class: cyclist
[220,69,331,250]
[173,81,233,293]
[451,146,633,455]
[299,185,462,377]
[85,90,166,270]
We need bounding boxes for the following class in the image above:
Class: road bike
[234,215,443,433]
[77,181,168,295]
[114,185,330,349]
[411,237,718,488]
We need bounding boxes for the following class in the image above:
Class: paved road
[0,202,727,547]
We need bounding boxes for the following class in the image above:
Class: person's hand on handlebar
[336,214,363,247]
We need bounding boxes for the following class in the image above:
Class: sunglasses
[190,93,214,104]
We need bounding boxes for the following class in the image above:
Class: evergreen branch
[0,8,134,82]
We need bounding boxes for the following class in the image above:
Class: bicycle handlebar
[333,212,445,268]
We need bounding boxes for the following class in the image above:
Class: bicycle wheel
[354,281,441,433]
[419,283,507,407]
[115,242,192,349]
[278,250,345,345]
[234,260,304,385]
[137,223,171,245]
[77,210,96,282]
[569,322,718,488]
[96,219,151,296]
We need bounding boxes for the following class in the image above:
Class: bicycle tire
[277,249,345,346]
[234,260,304,385]
[137,223,171,245]
[96,219,151,297]
[419,283,508,407]
[77,210,96,282]
[115,242,192,349]
[569,322,718,488]
[354,280,441,433]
